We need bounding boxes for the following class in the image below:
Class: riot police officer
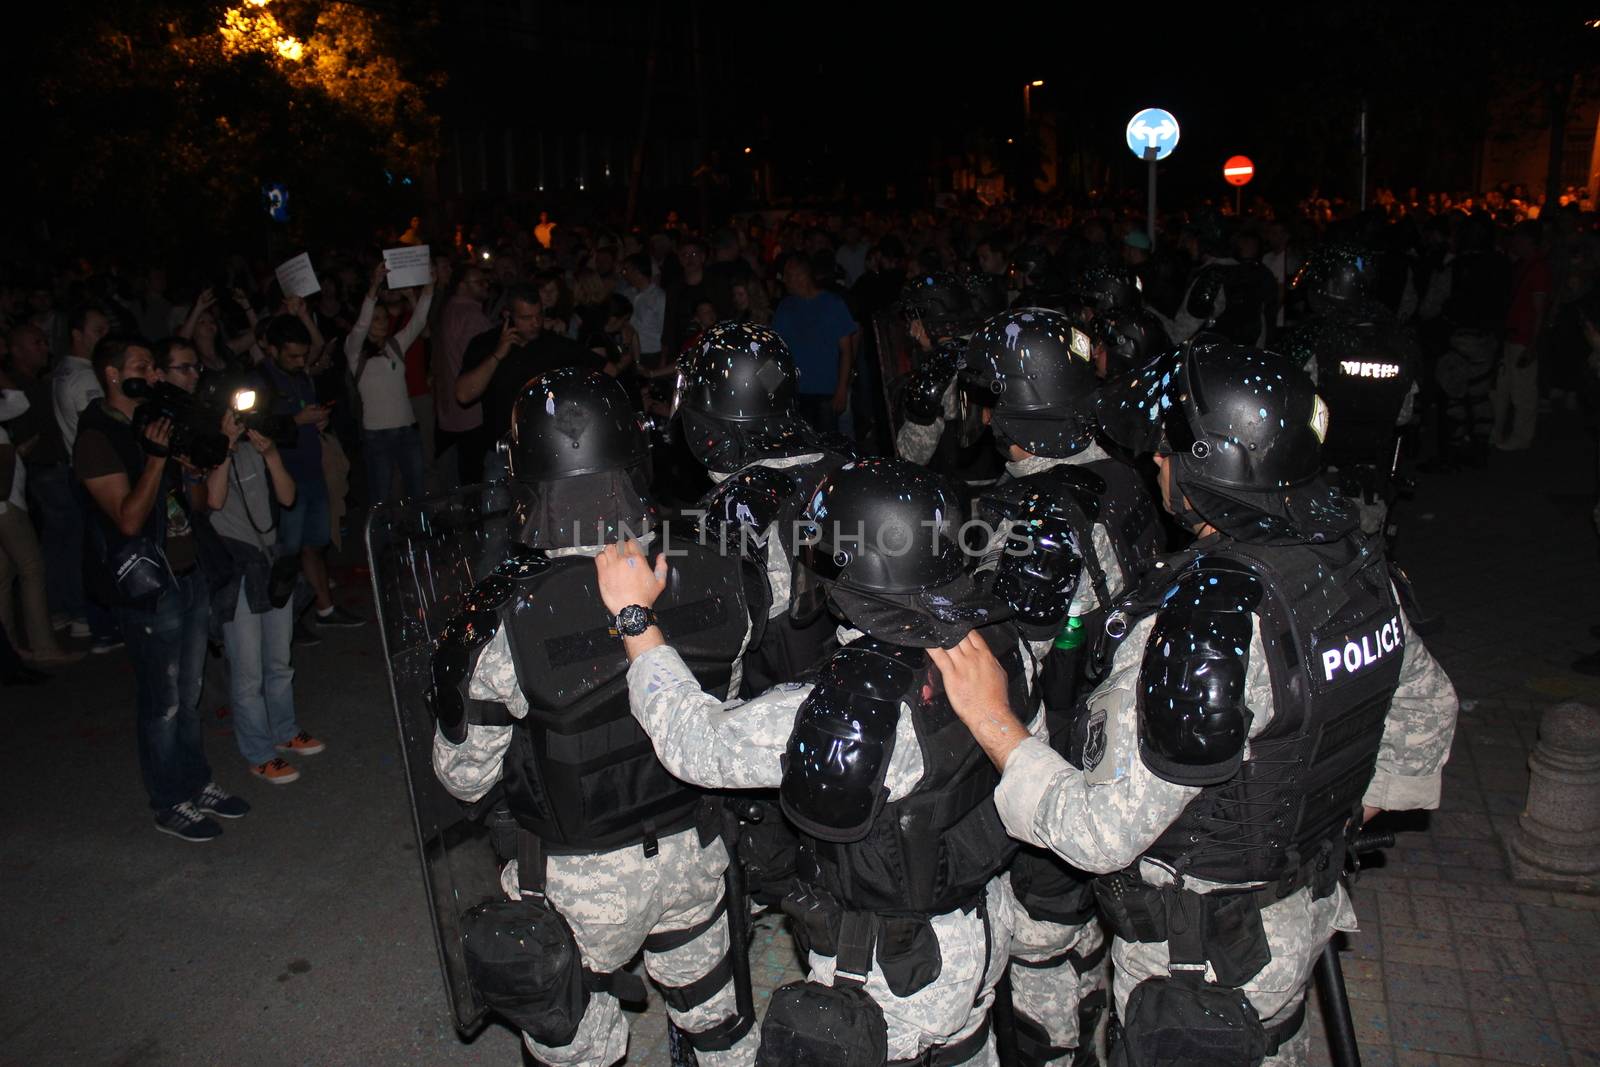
[1092,305,1172,381]
[1172,217,1276,347]
[428,368,759,1066]
[1278,243,1421,536]
[935,340,1459,1067]
[677,320,854,692]
[894,272,1005,495]
[963,306,1166,1065]
[1065,263,1145,331]
[596,457,1039,1066]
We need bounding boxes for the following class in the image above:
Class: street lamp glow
[743,146,752,154]
[1030,80,1044,87]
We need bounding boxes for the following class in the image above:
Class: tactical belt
[1096,865,1333,947]
[827,906,997,1067]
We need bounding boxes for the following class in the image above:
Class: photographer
[75,334,249,843]
[203,399,323,786]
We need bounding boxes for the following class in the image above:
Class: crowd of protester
[0,179,1597,837]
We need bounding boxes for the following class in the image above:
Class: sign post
[1223,155,1255,217]
[1126,108,1180,250]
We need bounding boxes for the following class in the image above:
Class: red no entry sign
[1223,155,1255,186]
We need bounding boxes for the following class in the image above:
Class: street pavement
[3,410,1598,1067]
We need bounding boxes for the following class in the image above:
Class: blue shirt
[773,291,857,396]
[259,360,324,485]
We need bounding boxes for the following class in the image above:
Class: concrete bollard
[1505,702,1600,893]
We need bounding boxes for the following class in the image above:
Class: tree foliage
[12,0,441,259]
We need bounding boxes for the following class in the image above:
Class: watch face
[617,604,650,636]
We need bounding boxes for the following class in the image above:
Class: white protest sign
[382,244,433,289]
[274,253,321,298]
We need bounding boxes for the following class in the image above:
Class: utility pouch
[1112,975,1266,1067]
[756,911,887,1067]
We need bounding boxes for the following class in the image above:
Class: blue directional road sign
[1125,108,1181,161]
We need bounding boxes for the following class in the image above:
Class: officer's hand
[595,536,668,615]
[930,631,1027,770]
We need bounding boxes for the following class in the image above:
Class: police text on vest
[1320,615,1403,682]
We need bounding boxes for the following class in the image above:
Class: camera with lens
[194,373,298,449]
[123,377,231,468]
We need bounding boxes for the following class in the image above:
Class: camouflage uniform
[992,605,1457,1066]
[992,447,1132,1065]
[433,541,758,1067]
[629,627,1042,1066]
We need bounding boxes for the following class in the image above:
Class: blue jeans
[221,582,298,766]
[363,425,426,503]
[24,462,83,619]
[278,475,331,551]
[113,570,212,811]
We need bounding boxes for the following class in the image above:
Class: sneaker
[90,636,124,655]
[68,619,92,639]
[194,781,251,819]
[292,619,322,647]
[250,757,301,785]
[155,801,223,842]
[276,731,326,756]
[315,605,366,628]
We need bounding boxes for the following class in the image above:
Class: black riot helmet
[1292,242,1378,313]
[674,320,821,474]
[1098,339,1355,544]
[1094,306,1171,380]
[1007,243,1053,292]
[899,271,981,339]
[507,367,647,481]
[1073,263,1144,314]
[505,367,656,547]
[791,458,1008,647]
[962,307,1100,458]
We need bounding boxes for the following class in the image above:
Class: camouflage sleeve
[1067,522,1125,616]
[764,530,792,619]
[1362,614,1458,811]
[467,627,529,719]
[430,627,524,803]
[896,416,944,465]
[627,644,798,789]
[993,615,1201,873]
[432,723,513,804]
[994,614,1274,873]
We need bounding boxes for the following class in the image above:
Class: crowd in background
[0,184,1597,835]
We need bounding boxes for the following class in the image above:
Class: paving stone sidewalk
[1296,412,1600,1067]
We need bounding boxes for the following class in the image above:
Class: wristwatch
[611,604,657,638]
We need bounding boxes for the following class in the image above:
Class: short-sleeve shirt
[74,408,197,573]
[773,290,858,396]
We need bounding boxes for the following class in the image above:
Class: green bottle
[1054,614,1085,651]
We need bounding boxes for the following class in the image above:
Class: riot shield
[366,482,516,1037]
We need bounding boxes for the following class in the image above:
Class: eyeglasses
[166,363,200,376]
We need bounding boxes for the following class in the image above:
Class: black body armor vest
[697,453,847,695]
[496,543,751,853]
[1280,309,1419,476]
[781,625,1030,915]
[1137,537,1404,886]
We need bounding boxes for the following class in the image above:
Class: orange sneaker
[275,731,326,756]
[250,757,300,785]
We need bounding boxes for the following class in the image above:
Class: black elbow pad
[429,607,503,744]
[1136,565,1259,786]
